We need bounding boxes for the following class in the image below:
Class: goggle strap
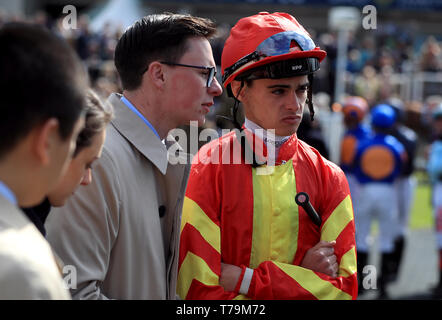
[308,73,315,122]
[236,57,319,81]
[223,52,260,83]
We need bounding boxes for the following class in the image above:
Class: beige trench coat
[0,195,70,299]
[46,93,191,299]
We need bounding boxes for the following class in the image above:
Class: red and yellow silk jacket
[177,130,357,300]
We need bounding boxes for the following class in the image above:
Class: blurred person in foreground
[178,12,357,300]
[23,89,113,237]
[0,23,87,299]
[46,13,222,299]
[427,104,442,298]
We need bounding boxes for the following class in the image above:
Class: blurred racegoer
[385,98,418,284]
[427,103,442,298]
[339,96,371,202]
[0,22,87,299]
[353,104,406,299]
[297,109,329,159]
[23,89,113,237]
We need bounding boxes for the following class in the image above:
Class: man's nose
[285,93,302,111]
[209,76,223,97]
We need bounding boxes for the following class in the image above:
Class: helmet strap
[307,73,315,122]
[230,80,261,167]
[231,80,245,130]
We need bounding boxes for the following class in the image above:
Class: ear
[32,118,60,166]
[146,61,166,89]
[230,80,246,102]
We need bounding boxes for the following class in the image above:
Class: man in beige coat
[46,13,223,299]
[0,23,87,299]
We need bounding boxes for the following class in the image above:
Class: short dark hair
[73,89,113,157]
[114,12,216,90]
[0,23,88,159]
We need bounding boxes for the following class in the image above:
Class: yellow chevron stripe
[181,196,220,253]
[250,160,298,269]
[321,195,354,242]
[177,252,219,299]
[339,247,357,277]
[274,262,352,300]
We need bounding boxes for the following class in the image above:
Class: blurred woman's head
[48,89,113,207]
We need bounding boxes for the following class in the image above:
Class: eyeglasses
[160,61,217,88]
[223,31,317,83]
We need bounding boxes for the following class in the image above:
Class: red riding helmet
[221,12,326,93]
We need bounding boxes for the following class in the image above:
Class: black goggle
[235,57,319,81]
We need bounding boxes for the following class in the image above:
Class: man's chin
[19,194,46,208]
[275,127,297,137]
[47,196,66,208]
[188,117,205,127]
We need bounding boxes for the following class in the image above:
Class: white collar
[243,118,290,148]
[243,118,291,164]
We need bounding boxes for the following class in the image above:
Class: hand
[300,240,338,277]
[219,263,242,292]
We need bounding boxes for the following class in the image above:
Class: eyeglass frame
[159,61,217,88]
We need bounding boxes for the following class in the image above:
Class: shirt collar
[243,118,299,165]
[120,95,161,140]
[0,180,17,206]
[108,93,169,174]
[244,118,291,149]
